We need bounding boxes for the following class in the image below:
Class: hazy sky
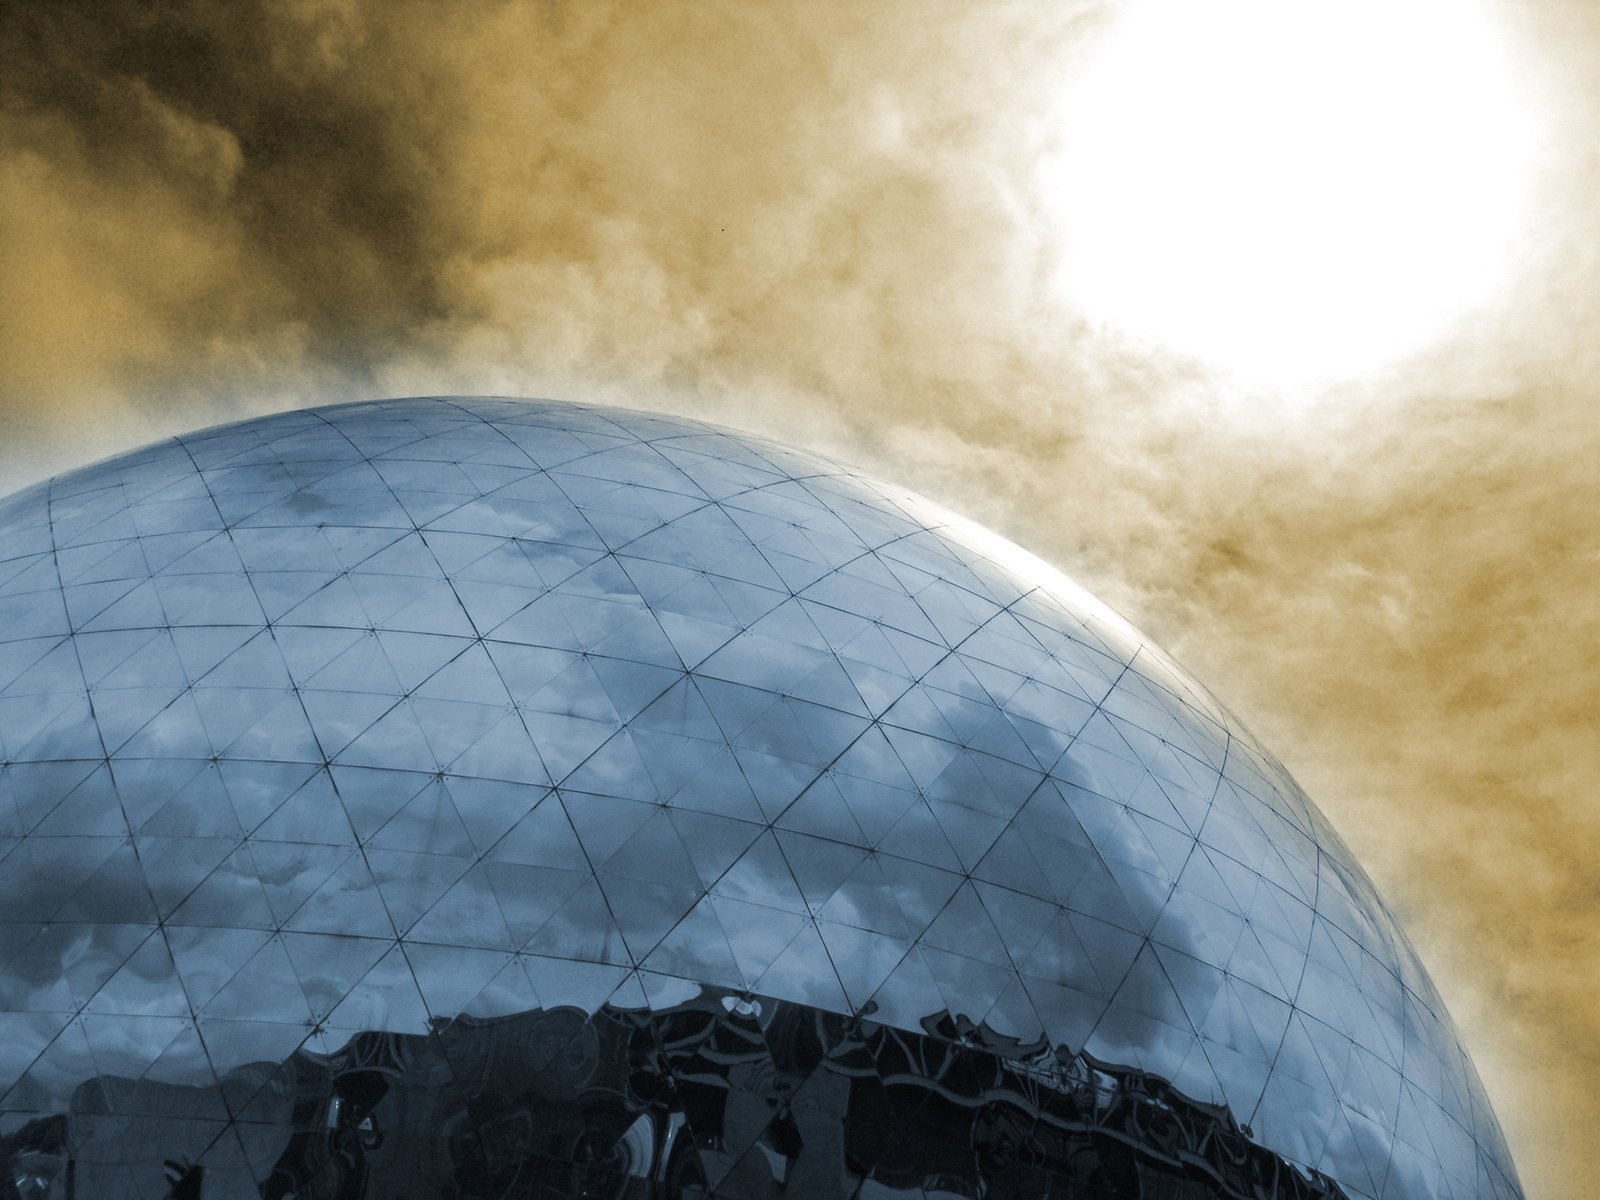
[2,2,1595,1195]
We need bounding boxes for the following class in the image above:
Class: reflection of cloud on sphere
[0,397,1519,1199]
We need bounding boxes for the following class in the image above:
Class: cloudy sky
[1,2,1594,1194]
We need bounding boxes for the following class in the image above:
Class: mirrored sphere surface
[0,397,1519,1199]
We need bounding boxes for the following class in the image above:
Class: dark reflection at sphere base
[0,986,1350,1200]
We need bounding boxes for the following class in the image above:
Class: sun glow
[1044,0,1541,388]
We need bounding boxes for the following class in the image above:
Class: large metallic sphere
[0,397,1518,1199]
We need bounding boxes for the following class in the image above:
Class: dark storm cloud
[0,0,1106,478]
[2,1,440,343]
[1,2,1597,1196]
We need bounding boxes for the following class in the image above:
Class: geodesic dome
[0,397,1519,1200]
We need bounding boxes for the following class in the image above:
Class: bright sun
[1044,0,1541,388]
